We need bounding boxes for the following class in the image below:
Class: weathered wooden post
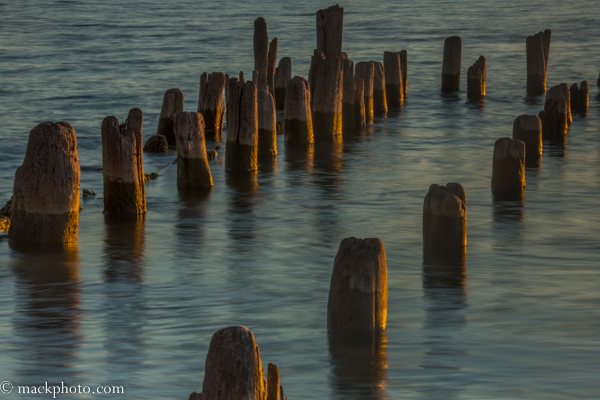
[143,134,168,153]
[267,363,280,400]
[399,50,408,97]
[354,77,366,131]
[267,38,278,98]
[157,88,184,146]
[226,79,258,171]
[569,81,589,113]
[284,76,314,146]
[311,52,343,140]
[559,83,572,125]
[327,237,388,332]
[371,61,387,116]
[9,122,80,243]
[258,90,277,158]
[175,112,213,188]
[467,56,486,100]
[526,30,551,95]
[198,72,227,140]
[423,183,466,262]
[539,84,569,142]
[383,51,404,108]
[342,58,356,135]
[491,138,526,200]
[200,326,266,400]
[254,17,269,91]
[513,115,542,167]
[274,57,292,110]
[316,4,344,58]
[441,36,461,92]
[355,62,374,124]
[101,109,146,216]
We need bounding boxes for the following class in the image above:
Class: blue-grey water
[1,1,599,399]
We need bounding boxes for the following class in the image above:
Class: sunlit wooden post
[267,38,278,99]
[526,30,551,95]
[513,115,542,168]
[274,57,292,110]
[342,58,356,134]
[316,4,344,58]
[254,17,269,91]
[198,72,227,140]
[371,61,387,116]
[258,90,277,158]
[175,111,213,188]
[355,61,374,124]
[284,76,314,146]
[467,56,486,100]
[569,81,589,114]
[399,50,408,97]
[354,77,366,131]
[311,52,343,140]
[383,51,403,108]
[225,79,258,171]
[157,88,184,146]
[423,183,466,261]
[267,363,280,400]
[9,122,80,243]
[327,237,388,331]
[539,84,569,142]
[102,109,146,216]
[491,138,525,200]
[442,36,461,92]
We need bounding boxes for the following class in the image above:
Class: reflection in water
[103,216,147,380]
[285,145,314,184]
[226,171,259,249]
[523,95,544,106]
[10,243,82,383]
[492,195,525,250]
[176,187,213,257]
[466,98,485,110]
[420,255,467,398]
[328,330,388,400]
[312,141,344,243]
[545,142,567,158]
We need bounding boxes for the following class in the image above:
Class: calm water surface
[1,1,599,399]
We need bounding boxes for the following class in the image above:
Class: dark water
[1,1,599,399]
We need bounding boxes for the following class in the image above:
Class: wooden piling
[157,88,184,146]
[9,122,80,243]
[399,50,408,97]
[258,90,277,158]
[383,51,403,108]
[254,17,269,91]
[560,83,572,125]
[175,112,213,188]
[267,363,280,400]
[539,84,569,142]
[354,77,366,131]
[311,52,343,140]
[371,61,387,116]
[513,115,542,167]
[143,134,168,153]
[284,76,314,146]
[101,109,146,216]
[267,38,278,98]
[327,237,388,332]
[526,30,551,95]
[355,61,374,124]
[316,4,344,58]
[342,58,356,135]
[226,79,258,172]
[491,138,526,200]
[274,57,292,110]
[441,36,461,92]
[198,72,227,140]
[569,81,589,113]
[239,71,245,83]
[467,56,486,100]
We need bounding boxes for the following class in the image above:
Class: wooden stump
[560,82,572,125]
[441,36,461,92]
[354,77,366,131]
[355,61,374,124]
[569,81,589,113]
[539,84,569,142]
[274,57,292,110]
[371,61,387,116]
[399,50,408,97]
[491,138,526,200]
[254,17,269,91]
[267,363,280,400]
[157,88,184,146]
[201,326,266,400]
[311,52,343,140]
[423,183,466,261]
[143,134,168,153]
[239,71,245,83]
[175,112,213,188]
[9,122,80,243]
[198,72,227,140]
[267,38,278,98]
[526,30,551,95]
[342,58,356,135]
[316,4,344,58]
[513,115,542,167]
[226,79,258,172]
[383,51,403,108]
[284,76,314,146]
[258,90,277,158]
[327,237,388,332]
[101,109,146,216]
[467,56,486,100]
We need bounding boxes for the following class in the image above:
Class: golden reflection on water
[103,215,146,283]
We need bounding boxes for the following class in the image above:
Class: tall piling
[513,115,542,167]
[327,237,388,332]
[354,77,366,131]
[9,122,80,243]
[441,36,461,92]
[198,72,227,140]
[526,30,551,95]
[101,109,146,216]
[355,62,374,124]
[274,57,292,110]
[399,50,408,97]
[267,363,280,400]
[569,81,589,113]
[316,4,344,58]
[226,79,258,172]
[258,90,277,158]
[267,38,278,98]
[539,84,569,142]
[467,56,486,100]
[254,17,269,91]
[383,51,403,108]
[342,58,356,135]
[175,112,213,188]
[157,88,184,146]
[491,138,526,200]
[311,52,343,140]
[371,61,387,116]
[284,76,314,146]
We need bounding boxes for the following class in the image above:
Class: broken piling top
[442,36,461,92]
[491,138,526,200]
[526,30,551,95]
[175,111,213,188]
[423,183,467,262]
[198,72,227,139]
[327,237,388,332]
[316,4,344,58]
[254,17,269,91]
[383,51,404,108]
[157,88,184,146]
[101,109,146,216]
[467,56,486,100]
[225,79,258,171]
[201,326,266,400]
[9,121,80,243]
[513,115,542,168]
